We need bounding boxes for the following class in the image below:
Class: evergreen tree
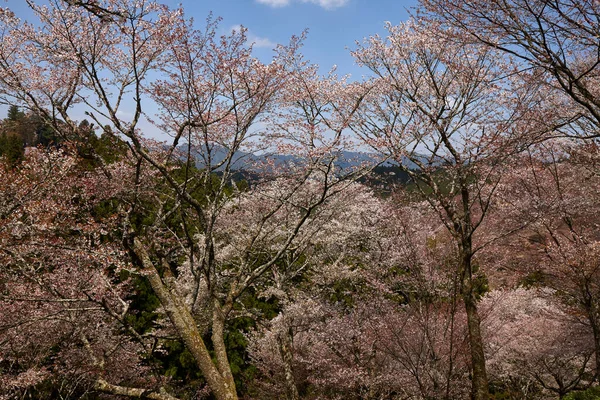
[0,132,24,167]
[0,106,25,166]
[6,105,24,122]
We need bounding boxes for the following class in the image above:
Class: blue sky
[3,0,417,137]
[5,0,418,79]
[174,0,416,76]
[6,1,418,77]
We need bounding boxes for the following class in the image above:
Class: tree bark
[212,300,238,396]
[132,238,238,400]
[461,253,489,400]
[586,306,600,382]
[94,379,179,400]
[277,326,300,400]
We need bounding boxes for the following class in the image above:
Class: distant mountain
[178,143,440,172]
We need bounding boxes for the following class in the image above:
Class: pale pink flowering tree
[246,195,475,399]
[0,148,170,398]
[0,1,374,399]
[241,183,388,400]
[349,19,536,399]
[485,143,600,384]
[421,0,600,139]
[482,288,595,398]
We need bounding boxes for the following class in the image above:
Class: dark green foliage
[4,106,45,147]
[565,386,600,400]
[121,272,161,334]
[0,106,26,167]
[361,165,413,195]
[93,127,128,163]
[6,105,24,122]
[0,106,129,165]
[520,270,548,288]
[92,198,121,221]
[0,106,66,168]
[0,132,24,167]
[155,339,205,388]
[226,318,259,391]
[489,379,542,400]
[327,277,360,308]
[27,112,61,147]
[472,260,490,300]
[226,290,280,395]
[76,121,128,169]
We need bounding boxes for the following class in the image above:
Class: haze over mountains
[180,143,429,172]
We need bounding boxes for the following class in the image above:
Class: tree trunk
[277,326,300,400]
[461,252,489,400]
[464,290,489,400]
[212,300,238,397]
[587,308,600,382]
[132,238,239,400]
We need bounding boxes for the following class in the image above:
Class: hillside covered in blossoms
[1,1,600,399]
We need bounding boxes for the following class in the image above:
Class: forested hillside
[0,1,599,399]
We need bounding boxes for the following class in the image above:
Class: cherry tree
[421,0,600,139]
[485,143,600,384]
[349,19,537,399]
[482,288,595,398]
[0,148,166,398]
[367,202,473,400]
[0,1,373,399]
[240,183,388,400]
[247,195,476,399]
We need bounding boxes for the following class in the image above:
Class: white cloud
[301,0,349,9]
[116,109,134,118]
[251,36,277,48]
[256,0,348,10]
[256,0,291,7]
[231,25,277,49]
